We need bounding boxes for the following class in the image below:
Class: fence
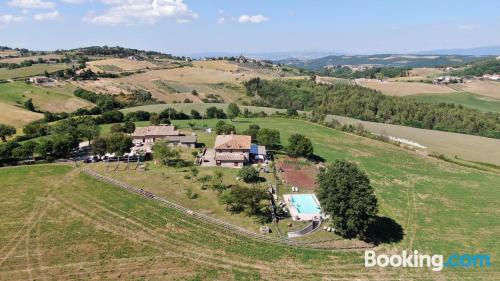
[82,168,374,251]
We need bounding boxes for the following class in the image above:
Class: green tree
[77,118,100,145]
[35,139,53,159]
[110,123,124,133]
[316,160,378,239]
[123,121,136,135]
[189,166,199,181]
[0,124,16,142]
[199,175,212,190]
[218,189,235,211]
[149,113,160,125]
[24,98,35,111]
[287,134,313,158]
[91,137,108,155]
[12,141,36,160]
[227,103,241,120]
[238,166,260,183]
[243,124,260,142]
[215,120,236,135]
[190,109,202,119]
[256,128,280,150]
[106,133,133,155]
[152,141,180,166]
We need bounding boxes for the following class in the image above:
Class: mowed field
[73,60,280,104]
[357,79,456,96]
[326,114,500,165]
[407,92,500,113]
[452,80,500,99]
[0,103,42,128]
[0,54,64,64]
[87,58,158,73]
[1,116,499,279]
[0,64,72,80]
[0,82,93,114]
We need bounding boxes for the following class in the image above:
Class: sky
[1,0,500,55]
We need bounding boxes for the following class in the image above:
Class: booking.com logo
[365,250,491,272]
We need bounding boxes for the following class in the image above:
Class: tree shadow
[368,216,404,245]
[308,154,325,163]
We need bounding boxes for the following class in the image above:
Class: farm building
[214,133,251,168]
[131,125,197,148]
[28,76,53,84]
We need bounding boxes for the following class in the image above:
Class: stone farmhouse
[131,125,197,149]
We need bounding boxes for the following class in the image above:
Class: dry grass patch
[358,80,456,96]
[0,54,63,64]
[87,58,157,72]
[0,103,43,127]
[453,80,500,99]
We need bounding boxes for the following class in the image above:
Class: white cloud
[0,14,23,25]
[84,0,198,25]
[7,0,55,9]
[60,0,85,3]
[34,10,61,21]
[238,14,268,24]
[216,17,225,24]
[458,24,479,30]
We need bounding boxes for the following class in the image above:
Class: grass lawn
[96,118,500,276]
[0,81,93,113]
[1,116,499,279]
[406,92,500,113]
[0,63,72,80]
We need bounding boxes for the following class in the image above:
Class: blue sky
[1,0,500,55]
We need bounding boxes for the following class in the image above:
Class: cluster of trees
[74,88,159,112]
[320,66,412,79]
[0,117,101,165]
[70,46,187,60]
[316,160,378,239]
[92,133,133,156]
[451,58,500,77]
[244,78,500,139]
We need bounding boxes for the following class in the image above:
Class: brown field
[0,54,63,64]
[192,60,240,71]
[451,80,500,99]
[326,114,500,165]
[87,58,158,72]
[277,158,318,189]
[358,79,456,96]
[389,67,445,82]
[0,50,19,58]
[74,61,277,103]
[0,103,43,127]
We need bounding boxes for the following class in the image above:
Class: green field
[0,64,72,80]
[1,118,499,280]
[0,82,93,114]
[407,92,500,113]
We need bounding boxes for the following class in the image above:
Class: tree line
[244,78,500,139]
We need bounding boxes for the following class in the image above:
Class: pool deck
[283,193,323,221]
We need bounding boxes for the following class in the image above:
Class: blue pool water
[291,194,321,214]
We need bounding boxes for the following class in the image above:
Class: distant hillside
[277,54,485,70]
[450,58,500,76]
[416,46,500,56]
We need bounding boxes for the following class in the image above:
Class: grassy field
[0,64,72,80]
[357,79,456,96]
[452,80,500,99]
[0,54,63,64]
[326,114,500,166]
[2,115,499,279]
[0,102,43,128]
[0,81,93,113]
[87,58,157,73]
[74,60,289,104]
[407,92,500,113]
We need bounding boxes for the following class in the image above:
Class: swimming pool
[290,194,321,214]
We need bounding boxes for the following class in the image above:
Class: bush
[238,166,260,183]
[287,134,313,158]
